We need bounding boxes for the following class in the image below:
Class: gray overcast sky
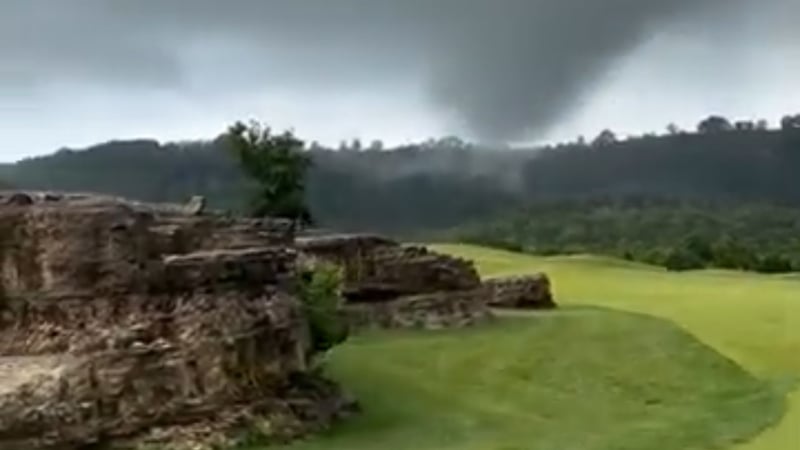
[1,0,798,161]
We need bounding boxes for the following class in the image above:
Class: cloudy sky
[1,0,798,161]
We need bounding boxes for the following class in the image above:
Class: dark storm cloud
[1,0,792,141]
[0,1,182,88]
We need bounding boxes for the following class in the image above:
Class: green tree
[780,114,800,131]
[664,247,706,272]
[226,121,313,226]
[711,237,757,270]
[592,129,618,147]
[697,115,733,134]
[684,234,713,263]
[755,254,794,274]
[368,140,384,152]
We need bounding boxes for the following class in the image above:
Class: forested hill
[2,115,800,234]
[449,196,800,272]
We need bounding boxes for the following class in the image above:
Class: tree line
[448,196,800,273]
[1,113,799,245]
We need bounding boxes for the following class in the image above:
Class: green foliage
[664,247,706,272]
[664,235,718,271]
[3,122,799,236]
[226,121,313,226]
[683,235,713,263]
[755,254,795,274]
[697,115,734,133]
[711,236,758,270]
[297,261,349,354]
[452,197,800,274]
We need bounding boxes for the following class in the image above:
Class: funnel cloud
[0,0,798,156]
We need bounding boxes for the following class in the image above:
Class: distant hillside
[0,165,14,189]
[450,197,800,272]
[4,137,521,234]
[3,116,800,235]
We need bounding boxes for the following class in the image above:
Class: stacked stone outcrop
[296,234,492,328]
[0,192,351,450]
[483,274,556,310]
[0,191,554,449]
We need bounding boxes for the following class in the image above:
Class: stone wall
[0,192,352,450]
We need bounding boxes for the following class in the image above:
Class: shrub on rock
[298,261,349,354]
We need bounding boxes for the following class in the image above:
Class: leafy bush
[754,254,795,274]
[636,247,668,267]
[710,237,759,270]
[664,248,707,272]
[297,261,349,354]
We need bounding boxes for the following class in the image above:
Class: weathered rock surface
[0,192,350,450]
[345,289,490,329]
[483,274,556,310]
[0,192,540,448]
[297,234,492,329]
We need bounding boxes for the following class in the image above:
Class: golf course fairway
[435,244,799,450]
[257,245,797,450]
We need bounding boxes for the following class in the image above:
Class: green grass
[434,245,800,450]
[260,315,784,449]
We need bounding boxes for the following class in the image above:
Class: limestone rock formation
[0,192,352,450]
[344,289,491,329]
[0,191,538,448]
[297,234,492,329]
[483,274,556,310]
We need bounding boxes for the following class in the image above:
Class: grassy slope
[434,245,800,450]
[258,251,791,450]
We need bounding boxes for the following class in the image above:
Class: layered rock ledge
[484,274,556,310]
[0,192,351,450]
[0,191,553,449]
[297,234,493,329]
